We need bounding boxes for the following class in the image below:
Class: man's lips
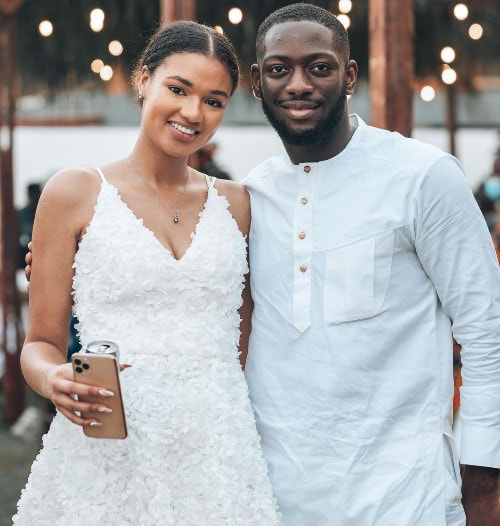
[279,101,320,120]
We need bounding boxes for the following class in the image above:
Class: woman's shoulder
[41,167,102,209]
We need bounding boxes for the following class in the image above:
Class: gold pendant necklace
[129,155,189,224]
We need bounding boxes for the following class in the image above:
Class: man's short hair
[256,3,350,63]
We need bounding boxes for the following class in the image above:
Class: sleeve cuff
[460,424,500,468]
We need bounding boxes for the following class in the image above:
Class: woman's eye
[206,99,223,108]
[169,86,185,95]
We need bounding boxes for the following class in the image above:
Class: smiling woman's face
[139,52,233,158]
[253,20,356,146]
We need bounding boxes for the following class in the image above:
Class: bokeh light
[337,14,351,29]
[453,4,469,21]
[90,59,104,74]
[440,47,456,64]
[338,0,352,14]
[420,85,436,102]
[468,23,483,40]
[441,66,457,85]
[108,40,123,57]
[99,65,113,81]
[38,20,53,37]
[228,8,243,25]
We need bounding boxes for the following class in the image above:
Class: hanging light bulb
[420,85,436,102]
[338,0,352,14]
[38,20,53,37]
[91,59,104,73]
[453,4,468,20]
[468,23,483,40]
[441,66,457,85]
[108,40,123,57]
[100,65,113,81]
[228,8,243,25]
[337,14,350,29]
[440,47,456,64]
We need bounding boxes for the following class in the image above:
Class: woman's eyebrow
[167,75,229,98]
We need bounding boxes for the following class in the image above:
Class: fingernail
[98,389,114,397]
[97,407,112,413]
[89,421,103,427]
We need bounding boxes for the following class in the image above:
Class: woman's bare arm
[22,168,113,426]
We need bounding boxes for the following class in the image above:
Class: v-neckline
[105,180,213,263]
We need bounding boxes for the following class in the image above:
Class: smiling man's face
[253,20,354,147]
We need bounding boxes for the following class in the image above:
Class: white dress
[13,169,280,526]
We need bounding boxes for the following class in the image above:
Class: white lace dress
[13,170,280,526]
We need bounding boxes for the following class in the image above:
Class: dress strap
[95,167,107,183]
[204,174,216,189]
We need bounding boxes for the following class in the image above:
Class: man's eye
[169,86,185,95]
[270,65,286,74]
[312,64,331,72]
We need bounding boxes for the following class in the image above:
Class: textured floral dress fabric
[13,175,280,525]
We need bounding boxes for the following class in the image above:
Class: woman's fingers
[54,393,111,416]
[57,405,101,427]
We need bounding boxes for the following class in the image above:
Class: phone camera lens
[82,363,90,370]
[75,366,83,373]
[75,359,82,366]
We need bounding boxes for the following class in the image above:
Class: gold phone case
[71,353,127,439]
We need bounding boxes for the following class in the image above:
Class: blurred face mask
[484,176,500,201]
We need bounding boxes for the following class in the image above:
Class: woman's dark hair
[132,21,240,101]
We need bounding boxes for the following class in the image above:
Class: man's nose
[286,69,313,96]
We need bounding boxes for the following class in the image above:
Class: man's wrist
[462,465,499,496]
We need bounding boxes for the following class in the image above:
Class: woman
[14,22,280,525]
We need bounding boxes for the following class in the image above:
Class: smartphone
[71,352,127,439]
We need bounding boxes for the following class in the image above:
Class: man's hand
[25,241,32,283]
[462,465,500,525]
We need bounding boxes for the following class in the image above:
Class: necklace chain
[129,155,189,224]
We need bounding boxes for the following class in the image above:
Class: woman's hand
[46,362,115,427]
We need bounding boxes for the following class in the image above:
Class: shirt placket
[292,164,315,332]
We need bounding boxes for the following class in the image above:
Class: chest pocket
[324,230,395,323]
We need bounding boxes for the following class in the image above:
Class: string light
[214,26,224,34]
[108,40,123,56]
[453,4,469,20]
[441,65,457,85]
[468,23,483,40]
[99,65,113,81]
[38,20,53,37]
[420,85,436,102]
[337,14,351,29]
[90,8,105,32]
[91,59,104,73]
[338,0,352,14]
[228,7,243,25]
[440,47,456,64]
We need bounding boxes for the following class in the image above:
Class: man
[243,3,499,525]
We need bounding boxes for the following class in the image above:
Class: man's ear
[250,63,262,99]
[346,59,358,96]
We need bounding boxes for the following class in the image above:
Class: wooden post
[160,0,196,26]
[445,84,456,156]
[368,0,414,137]
[0,2,25,424]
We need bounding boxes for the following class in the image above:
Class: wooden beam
[160,0,196,27]
[0,11,25,424]
[369,0,414,137]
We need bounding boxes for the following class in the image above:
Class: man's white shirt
[243,115,500,526]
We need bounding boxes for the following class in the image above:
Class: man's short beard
[261,83,348,147]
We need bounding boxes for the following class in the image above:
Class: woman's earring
[138,91,144,103]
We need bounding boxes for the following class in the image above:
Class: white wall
[13,125,497,207]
